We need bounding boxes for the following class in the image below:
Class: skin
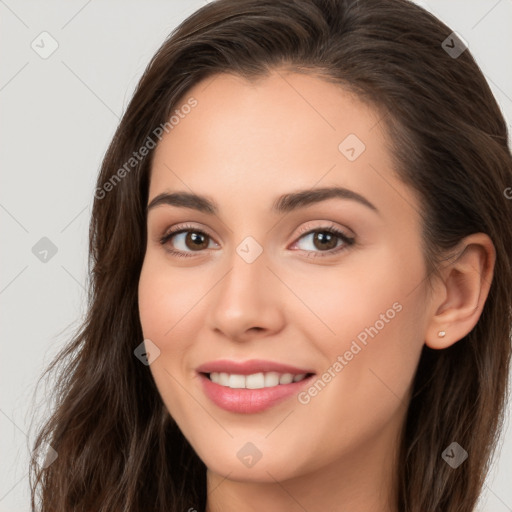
[138,70,495,512]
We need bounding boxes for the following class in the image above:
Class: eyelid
[160,222,215,240]
[159,223,218,248]
[294,221,354,239]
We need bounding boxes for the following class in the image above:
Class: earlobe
[424,233,495,350]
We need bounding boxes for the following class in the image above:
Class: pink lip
[196,358,314,375]
[195,359,316,414]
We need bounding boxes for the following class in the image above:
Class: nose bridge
[207,234,283,337]
[218,235,268,306]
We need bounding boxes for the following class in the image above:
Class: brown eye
[182,231,210,251]
[311,231,339,251]
[293,227,355,257]
[160,226,217,257]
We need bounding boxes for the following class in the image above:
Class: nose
[205,245,286,342]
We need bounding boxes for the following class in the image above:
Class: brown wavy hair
[29,0,512,510]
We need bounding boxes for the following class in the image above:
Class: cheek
[137,253,216,393]
[137,257,194,418]
[290,244,424,350]
[138,254,203,341]
[286,275,426,472]
[295,243,427,409]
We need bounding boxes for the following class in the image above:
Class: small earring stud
[438,331,446,338]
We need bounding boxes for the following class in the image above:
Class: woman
[29,0,512,510]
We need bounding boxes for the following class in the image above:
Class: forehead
[156,70,385,162]
[148,70,418,224]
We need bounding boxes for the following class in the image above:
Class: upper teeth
[209,372,307,389]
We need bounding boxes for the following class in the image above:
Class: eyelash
[159,223,355,259]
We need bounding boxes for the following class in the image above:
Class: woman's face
[138,71,432,484]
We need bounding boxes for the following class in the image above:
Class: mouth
[195,359,316,414]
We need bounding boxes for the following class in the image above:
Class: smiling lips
[196,359,315,413]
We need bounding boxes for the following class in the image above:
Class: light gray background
[1,1,511,510]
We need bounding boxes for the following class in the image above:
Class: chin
[192,435,311,483]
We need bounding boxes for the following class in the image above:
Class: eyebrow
[146,186,379,215]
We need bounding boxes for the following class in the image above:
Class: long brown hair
[29,0,512,510]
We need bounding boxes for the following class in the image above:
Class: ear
[425,233,495,350]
